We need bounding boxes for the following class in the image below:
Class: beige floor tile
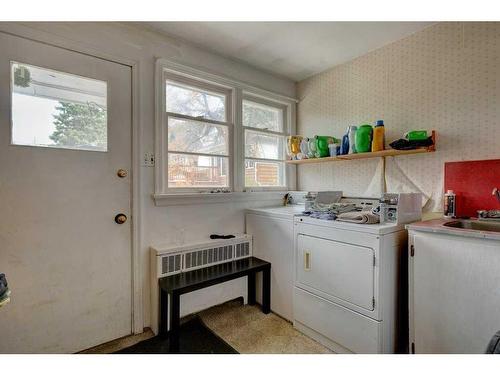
[199,300,332,354]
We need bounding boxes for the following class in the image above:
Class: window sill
[152,191,288,206]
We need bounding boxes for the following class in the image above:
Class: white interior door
[0,32,133,353]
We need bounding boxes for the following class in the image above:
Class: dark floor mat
[114,316,238,354]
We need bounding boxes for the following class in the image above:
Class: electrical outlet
[143,152,155,167]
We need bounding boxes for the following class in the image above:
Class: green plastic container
[355,125,373,153]
[406,130,428,141]
[315,136,336,158]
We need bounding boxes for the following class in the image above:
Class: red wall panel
[444,159,500,218]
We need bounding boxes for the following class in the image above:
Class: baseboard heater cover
[150,234,252,334]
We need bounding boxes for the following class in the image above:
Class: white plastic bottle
[348,125,357,154]
[443,190,456,218]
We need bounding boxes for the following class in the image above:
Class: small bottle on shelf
[443,190,456,218]
[371,120,385,152]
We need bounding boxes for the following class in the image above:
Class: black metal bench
[159,256,271,351]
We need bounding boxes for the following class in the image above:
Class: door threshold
[78,328,155,354]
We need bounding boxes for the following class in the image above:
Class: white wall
[297,22,500,212]
[0,22,296,332]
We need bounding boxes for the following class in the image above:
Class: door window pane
[245,130,282,160]
[11,62,108,152]
[166,82,226,122]
[168,153,228,188]
[168,118,228,156]
[243,99,283,132]
[245,160,284,187]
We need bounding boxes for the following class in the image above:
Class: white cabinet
[409,230,500,353]
[246,210,295,321]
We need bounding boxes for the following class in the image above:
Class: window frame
[9,60,109,153]
[155,59,296,200]
[242,94,288,191]
[161,72,233,194]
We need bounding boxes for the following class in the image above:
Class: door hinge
[410,244,415,257]
[411,342,415,354]
[373,255,376,267]
[372,297,376,309]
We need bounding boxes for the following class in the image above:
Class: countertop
[406,218,500,241]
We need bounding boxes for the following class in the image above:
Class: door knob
[115,214,127,224]
[117,169,128,178]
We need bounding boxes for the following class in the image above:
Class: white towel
[337,211,380,224]
[311,202,357,214]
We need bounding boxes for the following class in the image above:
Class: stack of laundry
[303,202,357,221]
[336,210,380,224]
[0,273,10,308]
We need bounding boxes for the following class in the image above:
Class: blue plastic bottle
[340,128,350,155]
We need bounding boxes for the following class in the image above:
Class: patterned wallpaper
[297,22,500,212]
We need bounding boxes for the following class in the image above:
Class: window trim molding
[154,58,297,204]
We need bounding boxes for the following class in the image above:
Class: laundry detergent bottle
[355,124,373,153]
[371,120,385,152]
[348,125,357,154]
[340,129,350,155]
[300,137,310,159]
[315,136,335,158]
[307,137,317,158]
[287,136,302,160]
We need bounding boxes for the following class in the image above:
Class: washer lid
[295,215,404,235]
[246,205,305,220]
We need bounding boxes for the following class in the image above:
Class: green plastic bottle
[355,124,373,153]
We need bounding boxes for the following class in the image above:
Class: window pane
[168,117,228,156]
[166,82,226,122]
[243,100,283,132]
[245,160,284,187]
[245,130,282,160]
[168,153,229,188]
[11,62,107,152]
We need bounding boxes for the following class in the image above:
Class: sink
[443,220,500,233]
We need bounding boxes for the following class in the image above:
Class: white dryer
[293,197,414,353]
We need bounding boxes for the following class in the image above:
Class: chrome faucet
[493,188,500,204]
[478,188,500,220]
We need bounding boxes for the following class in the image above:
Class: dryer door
[296,234,375,311]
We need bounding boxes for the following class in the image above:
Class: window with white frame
[243,97,286,189]
[163,75,232,192]
[156,61,294,197]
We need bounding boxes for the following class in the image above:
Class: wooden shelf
[287,130,436,165]
[285,147,435,165]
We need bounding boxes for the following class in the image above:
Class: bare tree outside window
[166,82,229,188]
[243,99,285,187]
